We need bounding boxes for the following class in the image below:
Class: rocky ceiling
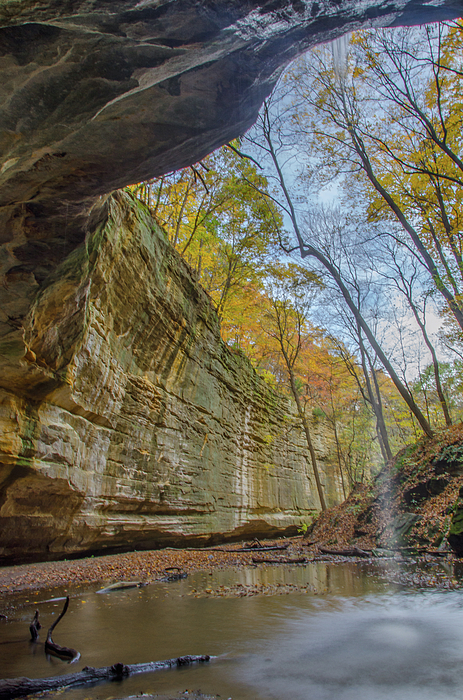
[1,0,462,394]
[1,1,462,216]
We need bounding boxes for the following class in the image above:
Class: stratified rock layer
[0,193,338,563]
[0,1,461,562]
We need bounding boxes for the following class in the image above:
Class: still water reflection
[1,562,463,699]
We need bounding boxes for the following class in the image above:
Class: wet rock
[386,513,420,546]
[448,486,463,556]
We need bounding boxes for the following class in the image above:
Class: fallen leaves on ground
[0,539,309,596]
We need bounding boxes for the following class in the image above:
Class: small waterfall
[331,32,351,80]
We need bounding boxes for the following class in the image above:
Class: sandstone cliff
[0,192,340,563]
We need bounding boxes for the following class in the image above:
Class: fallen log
[318,546,371,558]
[425,550,452,557]
[29,611,41,642]
[97,581,146,594]
[240,545,290,552]
[45,597,80,662]
[207,545,290,553]
[252,557,307,564]
[0,655,211,700]
[241,543,289,552]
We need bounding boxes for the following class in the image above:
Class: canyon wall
[1,1,459,563]
[0,193,340,563]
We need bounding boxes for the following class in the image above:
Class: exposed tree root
[29,611,41,642]
[44,596,80,662]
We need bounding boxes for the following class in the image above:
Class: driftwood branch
[97,581,145,593]
[29,611,41,642]
[0,655,211,700]
[252,557,307,564]
[45,597,79,662]
[318,546,371,558]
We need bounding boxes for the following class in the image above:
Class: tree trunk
[288,368,327,511]
[359,338,393,462]
[301,244,434,438]
[259,102,434,438]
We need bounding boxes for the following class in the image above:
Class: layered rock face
[1,1,460,562]
[0,193,339,563]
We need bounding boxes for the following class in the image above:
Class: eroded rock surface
[1,0,461,562]
[0,193,340,563]
[1,1,461,208]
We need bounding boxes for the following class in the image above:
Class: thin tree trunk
[348,125,463,332]
[359,338,393,462]
[301,245,434,437]
[288,368,327,511]
[408,299,452,426]
[172,185,191,248]
[328,389,347,499]
[259,103,433,438]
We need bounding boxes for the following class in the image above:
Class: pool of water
[1,561,463,699]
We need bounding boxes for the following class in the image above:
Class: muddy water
[1,562,463,699]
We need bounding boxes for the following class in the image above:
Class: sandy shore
[0,538,306,596]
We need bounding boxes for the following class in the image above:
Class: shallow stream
[1,561,463,699]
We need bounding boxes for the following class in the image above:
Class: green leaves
[132,144,282,326]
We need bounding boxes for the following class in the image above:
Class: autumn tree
[245,96,434,435]
[369,236,453,426]
[413,359,463,424]
[287,22,463,337]
[260,263,327,510]
[132,145,281,327]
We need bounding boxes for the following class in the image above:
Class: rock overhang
[1,0,462,397]
[1,0,462,211]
